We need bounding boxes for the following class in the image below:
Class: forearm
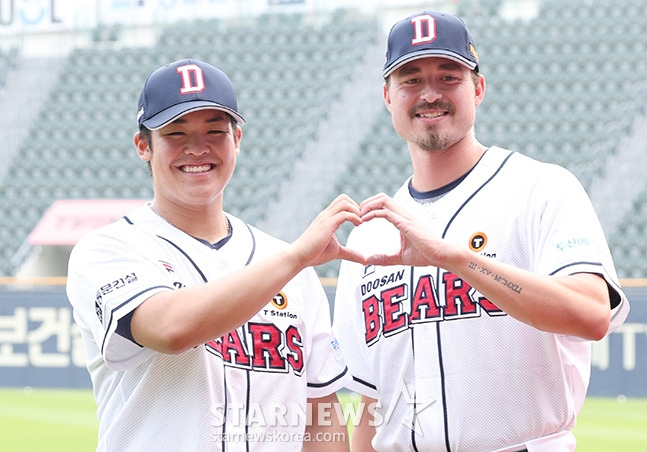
[359,193,612,340]
[130,194,366,353]
[304,394,350,452]
[446,248,610,340]
[352,395,377,452]
[131,246,306,353]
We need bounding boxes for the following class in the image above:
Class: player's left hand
[360,193,452,268]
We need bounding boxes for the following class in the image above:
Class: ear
[474,73,486,108]
[234,125,242,155]
[134,131,151,162]
[383,82,393,113]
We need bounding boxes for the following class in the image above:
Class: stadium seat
[0,4,646,279]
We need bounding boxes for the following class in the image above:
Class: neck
[150,200,230,244]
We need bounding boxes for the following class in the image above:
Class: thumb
[337,247,367,265]
[365,253,400,266]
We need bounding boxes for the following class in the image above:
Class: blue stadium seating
[0,11,381,276]
[319,0,647,278]
[0,2,646,279]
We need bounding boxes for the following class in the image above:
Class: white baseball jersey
[333,147,629,452]
[67,204,349,452]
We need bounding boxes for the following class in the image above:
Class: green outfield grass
[0,388,645,451]
[0,388,98,451]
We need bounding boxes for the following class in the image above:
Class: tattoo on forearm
[468,261,522,294]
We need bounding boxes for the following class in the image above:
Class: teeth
[418,112,446,118]
[181,164,211,173]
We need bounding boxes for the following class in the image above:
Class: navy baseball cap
[137,58,245,130]
[383,11,479,78]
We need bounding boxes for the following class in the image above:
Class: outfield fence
[1,278,646,396]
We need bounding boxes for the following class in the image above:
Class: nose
[185,134,210,155]
[420,80,442,103]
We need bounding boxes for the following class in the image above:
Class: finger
[365,253,400,266]
[327,206,363,228]
[329,193,360,211]
[360,192,389,205]
[322,197,362,223]
[360,196,408,218]
[337,246,367,265]
[361,199,416,229]
[336,193,359,205]
[359,193,390,211]
[361,206,401,225]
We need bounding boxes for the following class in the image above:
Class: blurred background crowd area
[0,0,645,281]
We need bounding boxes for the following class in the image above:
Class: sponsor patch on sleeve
[330,337,344,361]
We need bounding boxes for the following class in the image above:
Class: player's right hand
[359,193,452,268]
[291,194,366,268]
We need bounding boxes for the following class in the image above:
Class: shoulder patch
[271,292,288,310]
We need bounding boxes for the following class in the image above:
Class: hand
[292,194,366,268]
[360,193,449,268]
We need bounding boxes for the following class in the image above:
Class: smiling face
[384,57,485,153]
[135,109,241,213]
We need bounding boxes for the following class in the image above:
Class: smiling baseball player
[332,11,630,452]
[66,59,361,451]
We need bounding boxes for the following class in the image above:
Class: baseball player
[66,59,364,451]
[332,11,630,452]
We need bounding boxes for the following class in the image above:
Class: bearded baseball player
[66,59,364,451]
[332,11,630,452]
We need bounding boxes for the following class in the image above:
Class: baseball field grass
[0,388,645,451]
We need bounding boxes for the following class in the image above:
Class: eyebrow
[438,61,463,70]
[397,65,421,77]
[396,60,464,77]
[171,112,229,125]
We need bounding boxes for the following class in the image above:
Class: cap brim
[142,100,246,130]
[383,50,478,78]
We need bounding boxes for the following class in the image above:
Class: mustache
[410,101,455,117]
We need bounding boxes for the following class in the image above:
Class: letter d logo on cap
[177,64,205,94]
[411,14,437,46]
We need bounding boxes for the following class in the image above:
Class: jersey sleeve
[532,165,629,334]
[332,233,380,399]
[66,226,174,371]
[298,267,352,399]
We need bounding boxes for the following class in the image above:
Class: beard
[415,128,452,152]
[410,100,455,151]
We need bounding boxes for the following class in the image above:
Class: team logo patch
[94,291,103,324]
[330,337,344,361]
[177,63,206,94]
[160,260,175,273]
[469,232,487,252]
[271,292,288,310]
[411,14,436,46]
[470,43,479,62]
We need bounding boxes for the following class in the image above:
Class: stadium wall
[0,280,646,397]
